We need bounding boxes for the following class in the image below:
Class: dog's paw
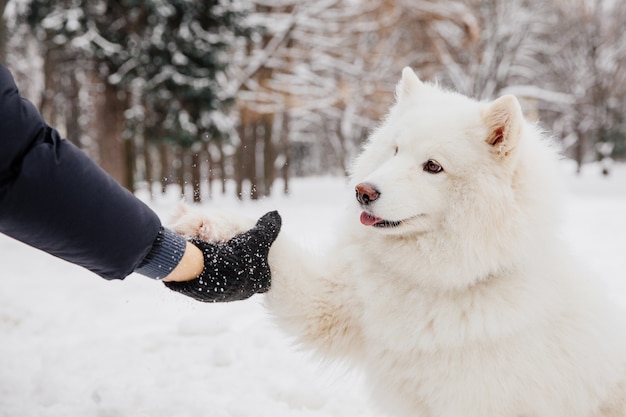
[169,205,253,242]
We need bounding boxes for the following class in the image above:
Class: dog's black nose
[355,183,380,205]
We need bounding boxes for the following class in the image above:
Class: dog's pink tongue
[360,212,382,226]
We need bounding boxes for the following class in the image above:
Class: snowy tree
[418,0,626,169]
[428,0,553,100]
[22,0,255,198]
[536,0,626,171]
[9,0,622,196]
[228,0,478,197]
[21,0,139,189]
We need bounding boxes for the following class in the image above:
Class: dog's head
[348,68,563,289]
[349,67,535,239]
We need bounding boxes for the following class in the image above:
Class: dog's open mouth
[360,212,402,228]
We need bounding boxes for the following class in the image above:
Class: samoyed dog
[172,68,626,417]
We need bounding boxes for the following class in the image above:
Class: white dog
[172,68,626,417]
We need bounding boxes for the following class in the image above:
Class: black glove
[164,211,282,302]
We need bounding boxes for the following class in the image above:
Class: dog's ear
[482,95,524,159]
[395,67,423,102]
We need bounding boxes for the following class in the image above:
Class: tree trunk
[93,80,130,189]
[175,146,186,199]
[263,114,275,197]
[208,142,221,199]
[65,70,82,147]
[191,146,202,203]
[206,144,213,200]
[235,123,246,200]
[124,133,136,194]
[574,129,586,174]
[40,49,58,127]
[281,112,291,195]
[248,121,259,200]
[159,142,169,194]
[214,140,227,195]
[143,141,154,197]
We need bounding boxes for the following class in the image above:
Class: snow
[1,165,625,417]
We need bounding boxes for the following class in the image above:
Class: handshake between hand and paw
[164,211,282,303]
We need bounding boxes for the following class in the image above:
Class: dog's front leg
[264,238,365,361]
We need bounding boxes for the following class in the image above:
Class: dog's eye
[424,160,443,174]
[394,145,399,156]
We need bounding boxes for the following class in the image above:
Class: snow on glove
[164,211,281,303]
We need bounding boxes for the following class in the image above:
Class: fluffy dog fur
[172,68,626,417]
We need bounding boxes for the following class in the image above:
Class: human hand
[163,211,281,302]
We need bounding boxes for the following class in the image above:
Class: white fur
[172,68,626,417]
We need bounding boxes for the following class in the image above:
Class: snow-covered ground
[1,162,625,417]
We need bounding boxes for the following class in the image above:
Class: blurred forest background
[2,0,625,202]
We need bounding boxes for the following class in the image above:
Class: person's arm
[0,63,282,302]
[0,63,183,280]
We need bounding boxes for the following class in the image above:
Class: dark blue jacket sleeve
[0,63,166,280]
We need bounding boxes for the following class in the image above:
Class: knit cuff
[135,227,187,280]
